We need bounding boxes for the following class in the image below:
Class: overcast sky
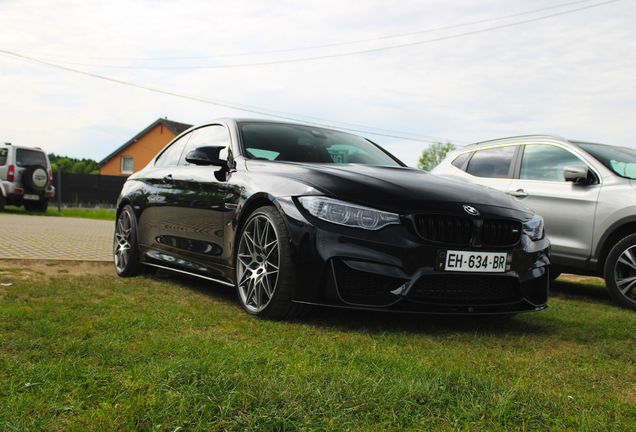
[1,0,634,167]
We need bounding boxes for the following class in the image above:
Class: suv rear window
[16,149,47,167]
[0,148,7,166]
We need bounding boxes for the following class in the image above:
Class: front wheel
[114,205,143,277]
[235,206,308,319]
[604,233,636,311]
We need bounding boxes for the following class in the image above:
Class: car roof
[464,134,572,148]
[463,134,612,150]
[205,117,354,132]
[3,143,47,152]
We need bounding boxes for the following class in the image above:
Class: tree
[417,141,456,171]
[85,160,100,174]
[72,161,87,174]
[48,153,100,174]
[56,157,74,173]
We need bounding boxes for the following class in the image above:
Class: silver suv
[0,143,55,213]
[432,135,636,311]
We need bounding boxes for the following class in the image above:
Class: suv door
[506,143,601,264]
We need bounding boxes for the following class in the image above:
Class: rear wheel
[114,205,143,277]
[0,195,5,212]
[235,206,309,319]
[604,233,636,311]
[38,200,49,213]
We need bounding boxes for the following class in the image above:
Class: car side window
[0,148,7,166]
[155,133,192,167]
[451,152,471,169]
[520,144,585,182]
[179,125,230,166]
[465,146,515,178]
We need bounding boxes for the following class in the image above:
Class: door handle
[163,174,173,184]
[508,189,528,198]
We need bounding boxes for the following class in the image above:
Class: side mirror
[563,165,589,184]
[185,146,228,168]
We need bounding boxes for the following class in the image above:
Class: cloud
[0,0,634,168]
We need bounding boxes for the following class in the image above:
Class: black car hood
[246,161,532,216]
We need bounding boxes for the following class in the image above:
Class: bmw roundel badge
[463,205,480,216]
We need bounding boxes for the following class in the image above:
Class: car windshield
[578,143,636,180]
[239,122,403,167]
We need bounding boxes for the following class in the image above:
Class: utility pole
[57,166,62,212]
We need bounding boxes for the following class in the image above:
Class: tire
[235,206,308,319]
[604,233,636,311]
[114,205,143,277]
[22,165,49,192]
[38,200,49,213]
[0,195,5,212]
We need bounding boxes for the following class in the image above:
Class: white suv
[432,135,636,311]
[0,143,55,212]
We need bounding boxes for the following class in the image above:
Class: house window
[121,156,133,174]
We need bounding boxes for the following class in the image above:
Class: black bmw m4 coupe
[114,118,551,319]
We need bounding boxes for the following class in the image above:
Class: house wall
[100,123,178,176]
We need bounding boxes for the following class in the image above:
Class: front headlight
[522,214,544,240]
[298,196,400,230]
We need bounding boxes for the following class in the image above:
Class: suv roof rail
[466,134,569,148]
[4,142,11,146]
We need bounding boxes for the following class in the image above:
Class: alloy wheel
[114,210,133,273]
[237,214,280,313]
[614,245,636,301]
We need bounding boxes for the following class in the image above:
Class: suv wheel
[604,233,636,311]
[0,195,5,212]
[23,165,49,192]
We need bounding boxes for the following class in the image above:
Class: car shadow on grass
[159,270,551,336]
[550,275,613,304]
[303,306,550,336]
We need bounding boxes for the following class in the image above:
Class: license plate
[24,194,39,201]
[444,250,507,273]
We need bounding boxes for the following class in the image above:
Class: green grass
[1,270,635,431]
[2,205,116,221]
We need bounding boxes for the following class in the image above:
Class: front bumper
[278,197,551,315]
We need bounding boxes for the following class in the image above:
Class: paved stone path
[0,214,114,261]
